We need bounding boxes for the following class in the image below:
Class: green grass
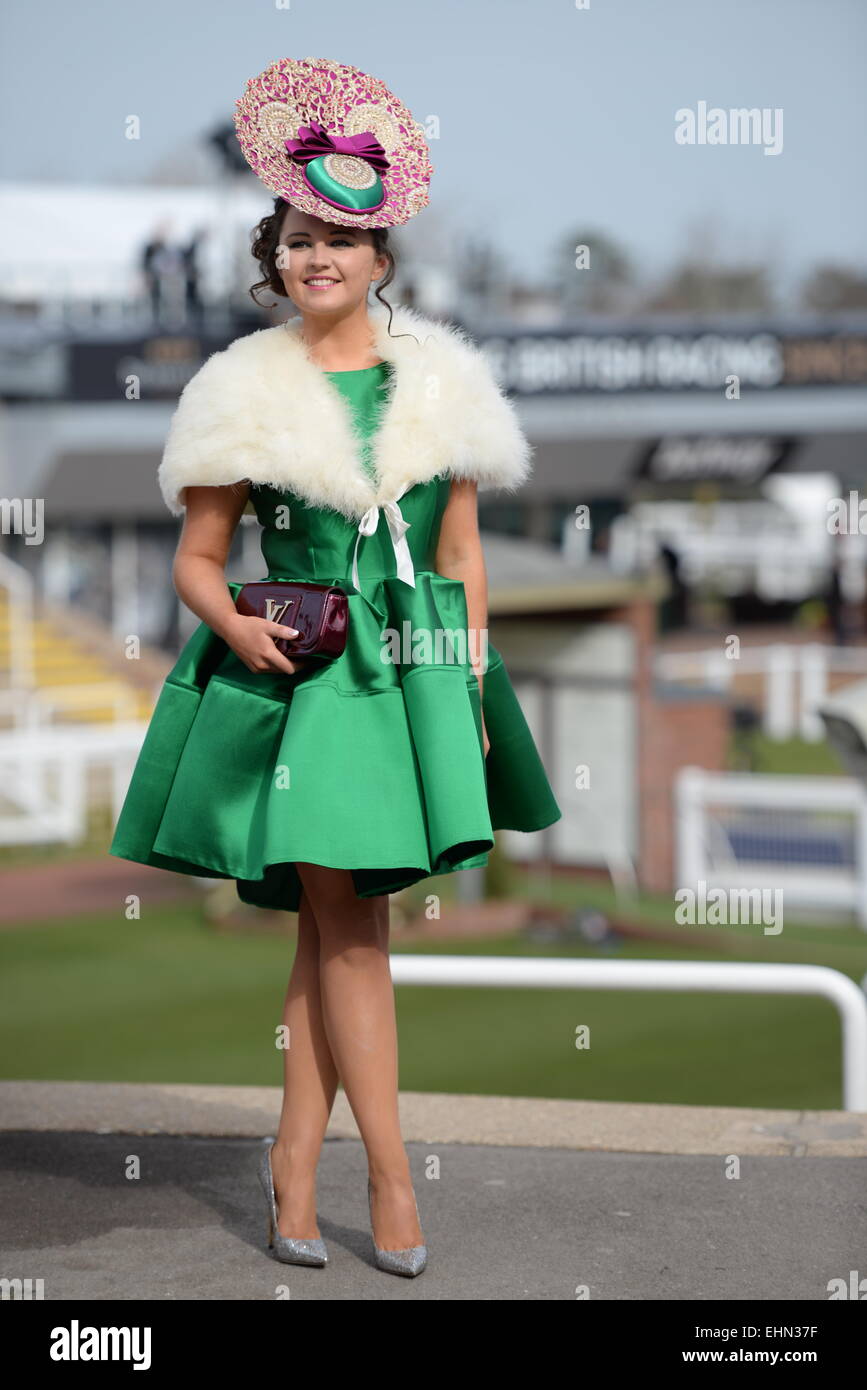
[730,732,847,777]
[1,886,865,1112]
[2,726,862,1110]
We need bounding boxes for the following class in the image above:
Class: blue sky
[1,0,864,292]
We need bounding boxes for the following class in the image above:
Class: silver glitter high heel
[258,1139,328,1267]
[367,1177,427,1277]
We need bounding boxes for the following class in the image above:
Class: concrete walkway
[2,1082,866,1300]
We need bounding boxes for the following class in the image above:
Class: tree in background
[800,265,867,313]
[554,228,635,314]
[643,262,774,314]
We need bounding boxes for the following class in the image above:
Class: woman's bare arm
[173,483,303,675]
[434,479,490,753]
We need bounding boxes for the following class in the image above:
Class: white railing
[390,955,867,1111]
[0,683,151,728]
[0,554,159,725]
[657,642,867,741]
[0,723,148,844]
[0,552,36,689]
[676,765,867,928]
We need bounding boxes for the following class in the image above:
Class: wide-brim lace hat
[233,56,433,229]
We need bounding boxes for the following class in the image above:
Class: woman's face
[275,208,388,315]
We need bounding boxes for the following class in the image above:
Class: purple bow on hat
[285,119,390,172]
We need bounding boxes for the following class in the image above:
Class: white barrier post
[675,765,704,889]
[799,643,828,743]
[766,644,795,739]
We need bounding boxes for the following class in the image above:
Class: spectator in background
[182,228,208,325]
[140,223,184,326]
[141,231,166,321]
[826,526,866,647]
[659,541,689,630]
[827,530,847,645]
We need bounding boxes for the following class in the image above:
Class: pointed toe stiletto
[258,1140,328,1267]
[367,1178,427,1278]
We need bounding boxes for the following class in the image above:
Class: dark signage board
[68,333,236,402]
[481,327,867,395]
[18,320,867,402]
[634,435,796,486]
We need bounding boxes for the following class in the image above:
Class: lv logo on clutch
[265,598,295,624]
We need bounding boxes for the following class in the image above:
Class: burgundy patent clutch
[234,580,349,664]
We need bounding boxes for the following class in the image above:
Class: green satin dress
[109,361,561,911]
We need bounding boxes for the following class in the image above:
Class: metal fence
[390,954,867,1111]
[676,765,867,927]
[657,643,867,742]
[0,722,146,844]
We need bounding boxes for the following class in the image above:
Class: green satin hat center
[304,155,385,211]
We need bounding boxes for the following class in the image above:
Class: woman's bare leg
[269,885,340,1239]
[295,861,424,1252]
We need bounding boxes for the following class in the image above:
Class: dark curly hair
[249,195,416,343]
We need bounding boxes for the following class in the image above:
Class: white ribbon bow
[351,489,416,594]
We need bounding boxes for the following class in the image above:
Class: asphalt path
[1,1130,864,1300]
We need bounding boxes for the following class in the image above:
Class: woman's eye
[287,239,354,249]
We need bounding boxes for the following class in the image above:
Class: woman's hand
[222,613,308,676]
[482,712,490,759]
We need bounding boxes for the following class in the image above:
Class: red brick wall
[619,597,729,894]
[639,694,729,894]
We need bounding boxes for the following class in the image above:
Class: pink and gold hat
[233,56,433,229]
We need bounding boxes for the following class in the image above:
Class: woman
[110,57,561,1279]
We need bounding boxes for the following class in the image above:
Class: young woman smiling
[110,56,561,1281]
